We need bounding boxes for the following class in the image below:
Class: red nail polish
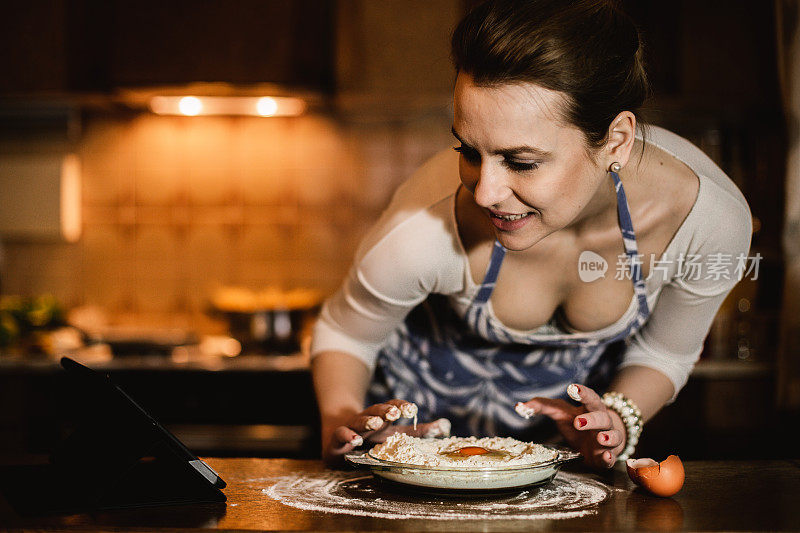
[578,418,587,428]
[603,434,609,442]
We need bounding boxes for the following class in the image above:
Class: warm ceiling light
[178,96,203,116]
[149,96,306,117]
[256,97,278,116]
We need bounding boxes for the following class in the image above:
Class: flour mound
[370,433,558,468]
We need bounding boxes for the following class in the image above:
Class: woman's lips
[487,209,535,231]
[490,209,522,216]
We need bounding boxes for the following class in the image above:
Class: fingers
[348,414,386,432]
[580,446,616,469]
[515,402,536,419]
[568,384,623,459]
[517,397,575,422]
[567,383,605,412]
[566,383,582,402]
[348,400,418,435]
[363,403,402,421]
[596,429,624,448]
[332,400,420,452]
[598,449,615,468]
[516,391,622,470]
[578,409,622,467]
[331,425,364,453]
[573,410,613,431]
[385,399,418,419]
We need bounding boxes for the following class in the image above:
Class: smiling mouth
[489,211,535,221]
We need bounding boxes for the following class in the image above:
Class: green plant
[0,294,65,348]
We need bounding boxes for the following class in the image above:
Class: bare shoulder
[628,138,700,239]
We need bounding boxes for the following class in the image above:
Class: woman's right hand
[323,399,451,465]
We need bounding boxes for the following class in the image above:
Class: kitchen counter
[1,458,799,531]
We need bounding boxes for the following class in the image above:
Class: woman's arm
[311,350,371,461]
[308,151,466,463]
[608,364,675,423]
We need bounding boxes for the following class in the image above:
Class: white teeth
[494,212,531,221]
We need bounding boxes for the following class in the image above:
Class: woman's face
[452,73,608,252]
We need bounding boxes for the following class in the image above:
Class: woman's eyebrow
[451,127,552,158]
[500,145,553,158]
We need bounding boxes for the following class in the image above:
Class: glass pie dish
[345,446,581,493]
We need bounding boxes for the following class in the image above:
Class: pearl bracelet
[601,391,642,461]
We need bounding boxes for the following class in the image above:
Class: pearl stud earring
[609,162,622,173]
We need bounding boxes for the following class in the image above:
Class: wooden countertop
[2,458,799,531]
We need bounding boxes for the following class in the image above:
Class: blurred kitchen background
[1,1,798,461]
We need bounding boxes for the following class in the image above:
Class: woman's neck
[564,139,647,238]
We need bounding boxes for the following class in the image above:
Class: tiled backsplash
[1,107,455,331]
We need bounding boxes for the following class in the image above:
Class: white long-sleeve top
[311,125,752,401]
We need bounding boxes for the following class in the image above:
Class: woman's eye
[504,160,540,172]
[453,145,481,164]
[453,146,539,172]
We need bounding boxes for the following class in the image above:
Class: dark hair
[451,0,649,155]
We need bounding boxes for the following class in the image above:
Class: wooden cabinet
[107,0,335,91]
[0,2,69,93]
[335,0,461,106]
[0,0,335,94]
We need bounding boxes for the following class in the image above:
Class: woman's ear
[604,111,637,169]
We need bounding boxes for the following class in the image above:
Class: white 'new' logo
[578,251,607,282]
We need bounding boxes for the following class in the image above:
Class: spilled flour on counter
[262,470,609,520]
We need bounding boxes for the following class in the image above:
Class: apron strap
[610,170,650,319]
[473,240,506,304]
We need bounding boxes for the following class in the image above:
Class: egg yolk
[457,446,489,456]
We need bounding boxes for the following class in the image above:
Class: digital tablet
[0,357,227,515]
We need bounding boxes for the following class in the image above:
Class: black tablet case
[0,357,226,515]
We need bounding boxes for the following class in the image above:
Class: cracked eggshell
[626,455,685,497]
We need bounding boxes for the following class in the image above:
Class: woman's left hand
[517,384,625,469]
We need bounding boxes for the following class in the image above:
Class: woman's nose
[472,165,510,208]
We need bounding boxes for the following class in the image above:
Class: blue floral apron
[367,170,651,438]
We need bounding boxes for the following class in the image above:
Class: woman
[311,0,751,468]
